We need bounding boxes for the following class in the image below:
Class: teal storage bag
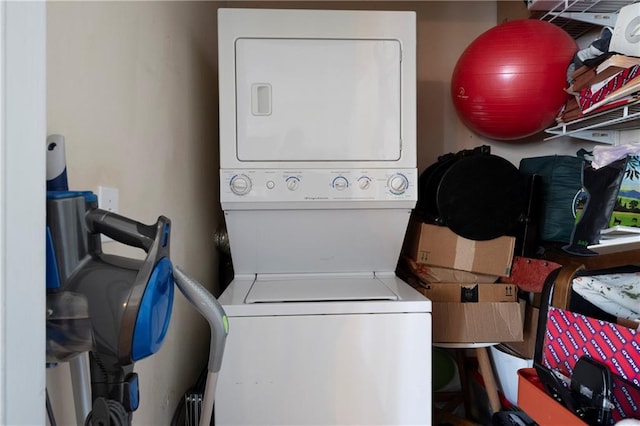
[519,152,587,244]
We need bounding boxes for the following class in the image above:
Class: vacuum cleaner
[45,136,227,426]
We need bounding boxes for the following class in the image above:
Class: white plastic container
[490,345,533,406]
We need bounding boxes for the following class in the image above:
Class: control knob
[229,174,252,196]
[388,173,409,195]
[332,176,349,191]
[358,177,372,190]
[286,176,300,191]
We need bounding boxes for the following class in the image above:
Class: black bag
[563,157,627,256]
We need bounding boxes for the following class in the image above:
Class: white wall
[46,1,220,424]
[0,1,46,424]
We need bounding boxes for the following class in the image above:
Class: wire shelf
[546,99,640,143]
[529,0,630,37]
[530,0,640,143]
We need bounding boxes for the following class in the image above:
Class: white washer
[216,9,432,425]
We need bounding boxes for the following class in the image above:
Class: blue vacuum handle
[86,208,168,252]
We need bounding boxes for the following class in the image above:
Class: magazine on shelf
[600,225,640,238]
[588,225,640,254]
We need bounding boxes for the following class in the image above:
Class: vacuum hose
[173,267,228,426]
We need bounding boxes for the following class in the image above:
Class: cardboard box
[517,368,586,426]
[403,220,515,277]
[502,304,539,359]
[432,300,525,343]
[413,283,518,303]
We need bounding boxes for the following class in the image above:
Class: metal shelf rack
[528,0,628,36]
[528,0,639,144]
[545,99,640,144]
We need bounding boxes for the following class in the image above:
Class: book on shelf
[588,236,640,254]
[596,54,640,74]
[570,55,640,93]
[569,64,596,94]
[558,94,639,123]
[600,225,640,238]
[578,64,640,114]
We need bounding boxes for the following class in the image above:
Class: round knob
[230,174,252,196]
[358,177,371,190]
[333,176,349,191]
[388,174,408,195]
[286,177,300,191]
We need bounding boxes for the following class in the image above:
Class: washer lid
[246,273,398,303]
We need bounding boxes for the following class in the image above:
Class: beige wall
[45,1,591,424]
[410,0,590,168]
[46,2,219,424]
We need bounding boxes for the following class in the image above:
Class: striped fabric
[579,64,640,112]
[543,307,640,423]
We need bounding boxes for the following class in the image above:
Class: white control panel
[220,169,417,203]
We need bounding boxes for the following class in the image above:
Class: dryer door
[235,38,402,162]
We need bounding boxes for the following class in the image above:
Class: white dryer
[216,8,432,425]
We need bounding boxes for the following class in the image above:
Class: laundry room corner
[42,2,508,424]
[35,1,619,425]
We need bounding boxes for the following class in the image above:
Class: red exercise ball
[451,19,577,141]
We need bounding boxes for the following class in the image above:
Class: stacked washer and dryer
[215,8,432,425]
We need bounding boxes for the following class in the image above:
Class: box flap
[502,304,539,359]
[403,220,515,277]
